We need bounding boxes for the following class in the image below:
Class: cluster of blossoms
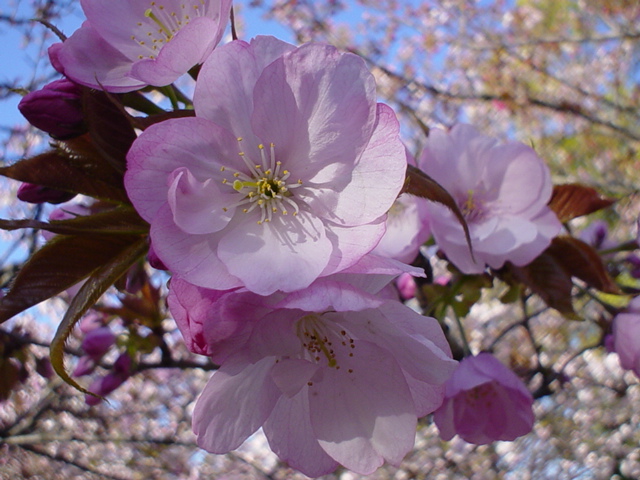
[9,0,579,476]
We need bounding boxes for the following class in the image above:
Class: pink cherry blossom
[433,352,534,445]
[418,124,561,274]
[50,0,232,92]
[125,36,408,295]
[612,296,640,377]
[170,278,456,476]
[373,193,431,264]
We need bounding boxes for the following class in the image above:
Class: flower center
[464,382,497,409]
[461,189,486,222]
[295,314,356,373]
[132,1,206,59]
[220,140,303,225]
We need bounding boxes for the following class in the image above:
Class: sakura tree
[1,0,639,478]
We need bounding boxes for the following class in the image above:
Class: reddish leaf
[0,148,128,203]
[404,164,474,258]
[547,236,620,294]
[0,206,149,236]
[83,90,138,174]
[50,237,148,396]
[549,183,616,223]
[0,234,146,323]
[132,109,195,130]
[0,357,20,401]
[504,254,579,319]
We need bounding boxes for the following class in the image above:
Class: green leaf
[50,237,148,395]
[0,234,146,323]
[404,165,474,260]
[0,206,149,236]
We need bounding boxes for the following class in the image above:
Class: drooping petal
[193,355,281,453]
[309,340,416,474]
[264,393,339,477]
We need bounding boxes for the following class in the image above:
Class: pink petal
[125,117,240,223]
[54,22,145,92]
[193,355,281,453]
[321,217,387,276]
[250,43,377,184]
[195,37,294,142]
[217,211,331,295]
[151,204,242,290]
[309,341,416,474]
[311,103,406,225]
[167,167,234,234]
[264,394,339,477]
[129,17,220,86]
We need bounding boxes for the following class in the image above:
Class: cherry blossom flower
[49,0,232,92]
[172,278,456,476]
[418,124,561,274]
[612,296,640,377]
[373,193,431,264]
[433,352,534,445]
[125,36,408,295]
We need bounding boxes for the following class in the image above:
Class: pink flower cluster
[26,2,555,474]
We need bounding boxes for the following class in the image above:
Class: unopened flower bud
[72,356,96,377]
[18,78,85,139]
[81,327,116,360]
[17,182,76,204]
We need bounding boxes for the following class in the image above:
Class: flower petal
[217,210,331,295]
[309,341,416,474]
[193,355,281,453]
[264,394,339,477]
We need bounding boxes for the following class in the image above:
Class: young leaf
[404,164,474,258]
[0,148,128,203]
[50,237,148,395]
[548,183,616,223]
[504,254,580,320]
[83,89,138,174]
[0,206,149,236]
[0,234,146,323]
[547,236,620,294]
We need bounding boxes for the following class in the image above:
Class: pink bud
[72,356,96,377]
[113,353,133,375]
[17,182,76,204]
[613,296,640,377]
[81,327,115,360]
[434,352,534,444]
[79,312,106,334]
[85,372,127,406]
[396,272,417,300]
[18,78,85,139]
